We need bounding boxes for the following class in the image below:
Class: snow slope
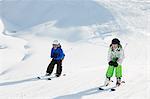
[0,0,150,99]
[0,19,27,75]
[0,33,149,99]
[0,0,115,32]
[0,19,4,33]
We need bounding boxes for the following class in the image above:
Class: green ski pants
[106,65,122,78]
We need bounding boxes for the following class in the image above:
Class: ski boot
[55,73,61,77]
[116,78,121,86]
[104,77,111,86]
[45,73,51,76]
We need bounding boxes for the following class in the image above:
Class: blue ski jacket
[51,47,65,60]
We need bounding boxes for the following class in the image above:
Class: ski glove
[108,61,118,67]
[108,61,114,66]
[113,61,118,67]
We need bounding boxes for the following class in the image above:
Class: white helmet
[53,40,59,45]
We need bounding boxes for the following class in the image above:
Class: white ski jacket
[107,46,125,65]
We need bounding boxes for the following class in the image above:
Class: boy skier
[104,38,124,86]
[46,40,65,77]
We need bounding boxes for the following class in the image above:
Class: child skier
[104,38,124,86]
[46,40,65,77]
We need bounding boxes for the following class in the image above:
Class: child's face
[112,44,118,50]
[53,44,58,49]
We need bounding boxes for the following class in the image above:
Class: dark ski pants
[46,59,62,76]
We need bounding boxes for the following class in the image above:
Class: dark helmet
[111,38,120,44]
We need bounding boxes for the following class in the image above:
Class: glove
[108,61,114,66]
[108,61,118,67]
[113,61,118,67]
[61,58,64,61]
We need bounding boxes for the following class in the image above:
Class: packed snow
[0,0,150,99]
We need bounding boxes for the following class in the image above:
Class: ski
[98,79,114,90]
[110,81,125,91]
[109,83,123,92]
[109,81,125,91]
[99,85,117,92]
[99,81,125,92]
[37,75,52,80]
[99,87,105,90]
[110,88,116,91]
[37,73,66,80]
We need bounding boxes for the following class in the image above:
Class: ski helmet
[53,40,59,45]
[111,38,120,44]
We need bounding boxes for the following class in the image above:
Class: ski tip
[37,77,41,79]
[110,88,116,91]
[48,78,51,80]
[99,88,104,90]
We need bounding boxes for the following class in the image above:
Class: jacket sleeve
[50,48,54,58]
[107,48,112,62]
[117,48,125,65]
[55,48,65,60]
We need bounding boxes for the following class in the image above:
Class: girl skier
[104,38,124,86]
[46,40,65,77]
